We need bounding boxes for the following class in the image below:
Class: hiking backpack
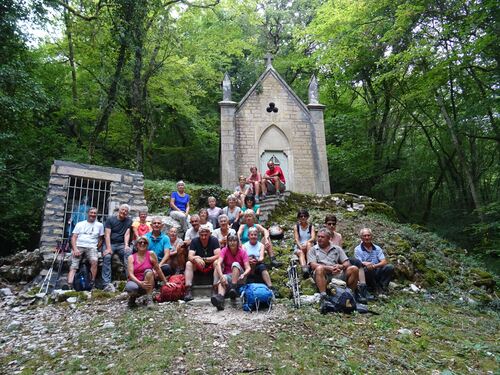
[241,283,274,312]
[320,286,357,314]
[73,263,92,292]
[155,274,186,302]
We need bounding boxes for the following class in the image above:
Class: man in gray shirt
[308,228,359,299]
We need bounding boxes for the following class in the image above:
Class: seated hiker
[293,209,316,278]
[261,160,286,198]
[167,227,185,273]
[145,217,173,277]
[131,209,151,241]
[198,208,214,232]
[308,228,359,300]
[354,228,394,295]
[67,207,103,290]
[102,204,133,292]
[242,227,278,296]
[240,195,261,222]
[125,236,169,308]
[184,224,221,301]
[222,194,241,231]
[234,175,252,207]
[325,215,372,303]
[207,196,223,229]
[212,214,236,249]
[238,210,281,268]
[183,214,201,246]
[211,235,251,310]
[246,166,262,202]
[169,180,190,232]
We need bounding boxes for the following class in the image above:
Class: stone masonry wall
[234,71,317,193]
[39,160,147,258]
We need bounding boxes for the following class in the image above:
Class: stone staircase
[258,191,290,224]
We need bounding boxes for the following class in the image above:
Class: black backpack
[320,286,357,314]
[74,263,92,291]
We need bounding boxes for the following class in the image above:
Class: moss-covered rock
[410,252,427,272]
[423,268,447,286]
[362,202,398,221]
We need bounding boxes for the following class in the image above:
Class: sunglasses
[326,222,336,226]
[299,215,308,218]
[137,241,147,245]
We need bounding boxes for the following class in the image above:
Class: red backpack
[155,274,186,302]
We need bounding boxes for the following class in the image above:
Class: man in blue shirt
[354,228,394,295]
[145,217,173,277]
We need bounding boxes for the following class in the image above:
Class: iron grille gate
[63,177,111,241]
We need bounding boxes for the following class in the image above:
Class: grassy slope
[10,181,491,373]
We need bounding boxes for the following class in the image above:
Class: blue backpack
[240,283,274,312]
[74,263,92,292]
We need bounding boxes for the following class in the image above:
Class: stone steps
[258,191,290,225]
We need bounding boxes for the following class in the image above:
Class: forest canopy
[0,0,498,257]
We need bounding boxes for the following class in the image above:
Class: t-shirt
[72,220,104,248]
[247,172,261,183]
[243,241,262,259]
[184,227,200,241]
[105,216,133,245]
[265,166,286,184]
[307,244,348,266]
[171,191,190,212]
[212,228,236,243]
[207,207,223,228]
[132,221,152,239]
[330,232,343,247]
[169,237,184,253]
[354,243,386,264]
[145,232,171,260]
[240,224,259,244]
[219,246,249,275]
[189,236,220,258]
[222,206,241,225]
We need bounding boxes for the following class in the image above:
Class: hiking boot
[270,257,283,268]
[358,284,375,302]
[356,284,369,303]
[66,283,73,291]
[128,295,138,309]
[184,286,193,302]
[228,286,238,300]
[319,292,328,301]
[211,294,225,311]
[255,195,260,203]
[89,281,95,291]
[276,191,281,198]
[104,283,116,293]
[261,194,267,201]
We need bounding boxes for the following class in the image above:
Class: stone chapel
[219,56,330,194]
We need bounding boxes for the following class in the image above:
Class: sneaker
[359,283,374,302]
[270,258,283,268]
[261,194,267,201]
[320,292,328,301]
[66,283,73,291]
[211,294,225,311]
[255,195,260,203]
[89,281,95,291]
[104,283,116,293]
[228,287,238,300]
[145,295,154,309]
[184,286,193,302]
[128,296,138,309]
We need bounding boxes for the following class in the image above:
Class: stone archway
[258,125,293,191]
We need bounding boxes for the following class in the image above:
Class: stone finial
[222,72,232,101]
[264,53,274,68]
[308,75,319,104]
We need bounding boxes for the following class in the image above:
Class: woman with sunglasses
[125,236,170,308]
[240,195,261,222]
[293,209,316,278]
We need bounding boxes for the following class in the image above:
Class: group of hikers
[68,161,394,310]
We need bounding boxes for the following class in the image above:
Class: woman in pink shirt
[211,235,251,311]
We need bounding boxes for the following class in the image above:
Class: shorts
[247,262,267,284]
[266,180,285,193]
[312,268,346,283]
[70,246,98,269]
[213,262,245,285]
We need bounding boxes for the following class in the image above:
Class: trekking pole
[39,240,61,294]
[54,239,68,289]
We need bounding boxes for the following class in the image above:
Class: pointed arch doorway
[258,125,292,190]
